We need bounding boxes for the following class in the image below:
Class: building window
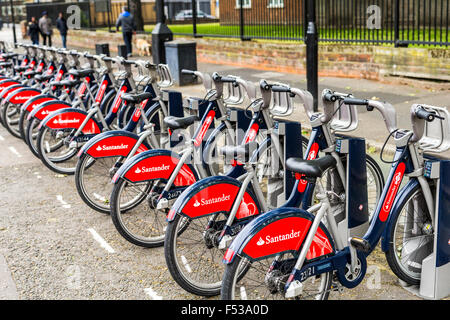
[236,0,251,9]
[268,0,284,8]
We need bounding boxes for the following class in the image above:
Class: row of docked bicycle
[0,40,448,300]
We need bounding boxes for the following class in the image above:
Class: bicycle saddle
[0,61,13,67]
[1,53,18,59]
[219,141,258,161]
[68,68,95,78]
[35,74,54,82]
[14,65,30,72]
[49,79,81,88]
[164,115,199,130]
[23,70,40,77]
[286,155,336,178]
[121,92,153,104]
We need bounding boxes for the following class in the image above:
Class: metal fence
[172,0,449,46]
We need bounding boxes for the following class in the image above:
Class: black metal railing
[171,0,449,46]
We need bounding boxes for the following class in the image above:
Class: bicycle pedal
[330,281,344,293]
[350,237,371,253]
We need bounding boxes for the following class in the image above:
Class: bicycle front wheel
[221,253,332,300]
[385,184,434,285]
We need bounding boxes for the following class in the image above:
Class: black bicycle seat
[121,92,153,104]
[1,53,18,60]
[14,65,29,72]
[219,141,258,161]
[23,70,39,77]
[68,68,95,78]
[0,61,13,68]
[164,115,199,130]
[35,74,53,82]
[49,79,80,88]
[286,155,336,178]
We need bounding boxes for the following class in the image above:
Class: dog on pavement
[135,38,151,56]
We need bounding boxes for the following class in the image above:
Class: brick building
[219,0,304,25]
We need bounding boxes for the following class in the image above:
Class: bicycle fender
[223,207,335,264]
[39,108,102,134]
[166,175,261,222]
[77,130,150,159]
[381,179,420,252]
[0,84,25,100]
[21,94,56,112]
[111,149,198,186]
[28,100,72,121]
[0,79,20,93]
[4,87,41,105]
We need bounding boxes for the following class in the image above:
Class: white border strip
[144,287,163,300]
[87,228,115,253]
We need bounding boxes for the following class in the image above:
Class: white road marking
[144,287,163,300]
[87,228,115,253]
[0,135,4,141]
[240,286,247,300]
[33,172,42,179]
[93,193,107,202]
[56,195,71,208]
[181,255,192,273]
[0,252,18,299]
[8,146,22,158]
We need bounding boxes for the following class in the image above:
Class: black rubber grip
[219,76,236,83]
[415,108,436,122]
[323,92,337,102]
[271,85,290,93]
[343,97,369,106]
[123,59,136,65]
[259,80,271,91]
[102,56,114,62]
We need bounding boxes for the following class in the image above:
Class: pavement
[0,25,448,301]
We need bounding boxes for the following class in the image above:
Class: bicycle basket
[157,64,173,88]
[223,77,245,105]
[330,99,358,132]
[269,83,293,118]
[416,105,450,153]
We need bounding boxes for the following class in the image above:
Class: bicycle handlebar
[414,106,444,122]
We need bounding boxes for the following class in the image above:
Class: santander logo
[53,118,80,125]
[384,171,402,210]
[134,164,170,174]
[192,193,231,207]
[95,144,129,152]
[256,229,302,246]
[194,111,215,146]
[379,162,405,222]
[15,95,36,101]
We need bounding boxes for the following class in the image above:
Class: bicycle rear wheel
[221,253,332,300]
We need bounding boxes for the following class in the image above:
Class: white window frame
[235,0,251,9]
[267,0,284,9]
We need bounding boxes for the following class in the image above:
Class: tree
[128,0,144,31]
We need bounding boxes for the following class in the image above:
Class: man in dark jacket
[28,17,40,45]
[116,6,137,57]
[56,12,68,48]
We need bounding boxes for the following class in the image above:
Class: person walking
[116,6,137,57]
[38,11,53,46]
[28,17,40,45]
[56,12,68,48]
